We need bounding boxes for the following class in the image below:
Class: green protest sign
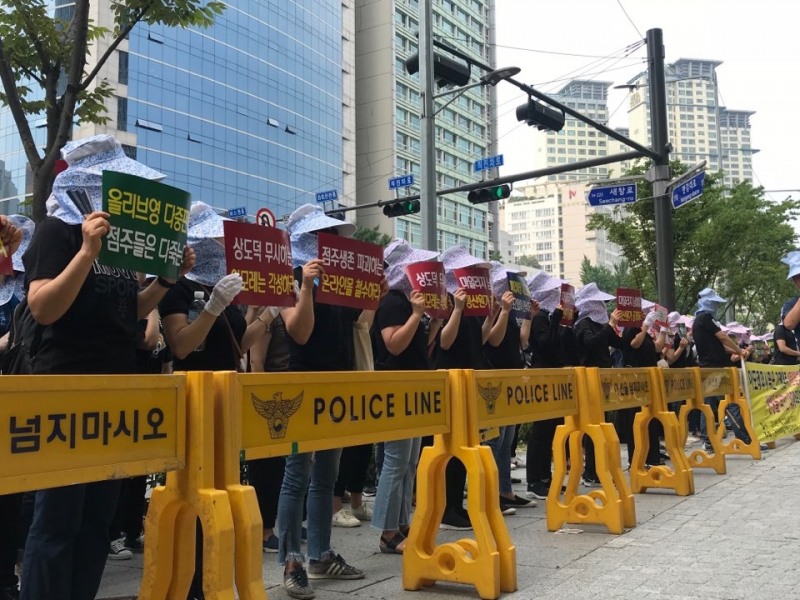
[99,171,190,278]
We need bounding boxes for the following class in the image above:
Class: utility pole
[418,0,438,252]
[646,28,674,309]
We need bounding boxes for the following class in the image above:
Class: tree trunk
[31,165,56,223]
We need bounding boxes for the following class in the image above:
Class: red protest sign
[223,220,295,307]
[653,303,669,328]
[560,283,576,326]
[405,261,448,319]
[0,238,11,275]
[453,266,492,317]
[616,288,643,328]
[316,233,383,310]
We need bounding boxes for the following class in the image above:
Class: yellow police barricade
[558,367,636,534]
[593,368,693,497]
[468,367,581,590]
[673,368,727,474]
[215,370,450,600]
[139,371,237,600]
[701,367,760,460]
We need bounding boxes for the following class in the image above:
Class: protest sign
[453,266,492,317]
[616,288,643,328]
[560,283,576,326]
[745,362,800,443]
[0,239,11,275]
[99,171,190,279]
[223,220,295,307]
[316,233,383,310]
[406,261,449,319]
[653,303,669,328]
[507,272,532,320]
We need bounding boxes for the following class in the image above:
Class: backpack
[0,298,44,375]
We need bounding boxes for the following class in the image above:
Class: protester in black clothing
[574,283,624,485]
[773,298,800,365]
[19,135,195,600]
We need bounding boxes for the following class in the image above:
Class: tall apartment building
[626,58,756,188]
[355,0,495,257]
[0,1,355,220]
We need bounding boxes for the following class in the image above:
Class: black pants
[0,493,21,590]
[526,418,563,483]
[615,408,662,466]
[247,456,285,529]
[445,458,467,510]
[109,476,147,541]
[334,444,372,497]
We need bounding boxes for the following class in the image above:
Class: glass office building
[0,0,351,221]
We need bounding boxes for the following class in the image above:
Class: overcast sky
[493,0,800,212]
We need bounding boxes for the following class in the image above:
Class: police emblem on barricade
[477,381,502,414]
[251,391,304,439]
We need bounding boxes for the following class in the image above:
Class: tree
[580,257,634,292]
[516,254,542,270]
[488,249,503,262]
[587,160,800,329]
[353,225,392,247]
[0,0,224,221]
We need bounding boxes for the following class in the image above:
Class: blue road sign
[473,154,504,173]
[389,174,415,190]
[671,171,705,209]
[227,206,247,218]
[315,190,338,203]
[587,183,637,207]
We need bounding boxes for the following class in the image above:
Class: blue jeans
[485,425,515,494]
[21,480,121,600]
[277,448,341,564]
[700,396,750,445]
[371,437,421,531]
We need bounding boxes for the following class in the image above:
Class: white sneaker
[108,538,133,560]
[350,503,372,521]
[332,508,361,528]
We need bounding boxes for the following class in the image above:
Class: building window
[118,51,128,85]
[117,96,128,132]
[135,118,162,132]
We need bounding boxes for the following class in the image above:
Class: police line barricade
[699,367,760,460]
[214,370,453,599]
[139,371,237,600]
[593,367,694,497]
[0,374,186,495]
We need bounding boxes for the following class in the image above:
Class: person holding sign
[0,214,22,269]
[574,283,624,486]
[371,239,440,554]
[484,263,537,512]
[0,215,33,354]
[434,245,494,529]
[20,135,195,600]
[277,204,369,600]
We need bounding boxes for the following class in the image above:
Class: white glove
[205,273,243,316]
[643,311,658,328]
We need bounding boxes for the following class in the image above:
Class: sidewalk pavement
[99,439,800,600]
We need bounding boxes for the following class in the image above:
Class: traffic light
[467,184,511,205]
[383,199,421,217]
[405,52,470,87]
[515,98,565,132]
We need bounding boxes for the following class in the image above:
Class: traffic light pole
[419,0,438,251]
[647,28,674,309]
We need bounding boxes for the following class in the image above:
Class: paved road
[99,439,800,600]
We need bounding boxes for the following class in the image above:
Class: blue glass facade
[127,0,343,220]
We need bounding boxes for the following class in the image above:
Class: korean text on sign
[100,171,190,279]
[507,271,532,320]
[616,287,643,328]
[0,238,11,276]
[223,220,295,307]
[405,260,448,319]
[453,266,492,317]
[316,233,384,310]
[560,283,576,326]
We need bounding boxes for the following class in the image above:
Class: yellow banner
[0,375,185,495]
[744,362,800,442]
[699,368,734,397]
[236,370,450,459]
[598,368,653,410]
[471,369,579,428]
[662,369,697,403]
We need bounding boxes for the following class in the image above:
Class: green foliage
[0,0,225,220]
[516,255,542,269]
[489,249,503,261]
[580,257,634,292]
[587,160,800,329]
[353,225,392,247]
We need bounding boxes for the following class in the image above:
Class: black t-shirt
[286,268,360,372]
[0,293,20,337]
[373,290,429,371]
[528,309,562,368]
[574,318,622,368]
[621,327,659,367]
[434,314,488,370]
[484,317,523,369]
[692,312,728,367]
[159,277,246,371]
[773,324,799,365]
[669,334,691,368]
[23,217,139,374]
